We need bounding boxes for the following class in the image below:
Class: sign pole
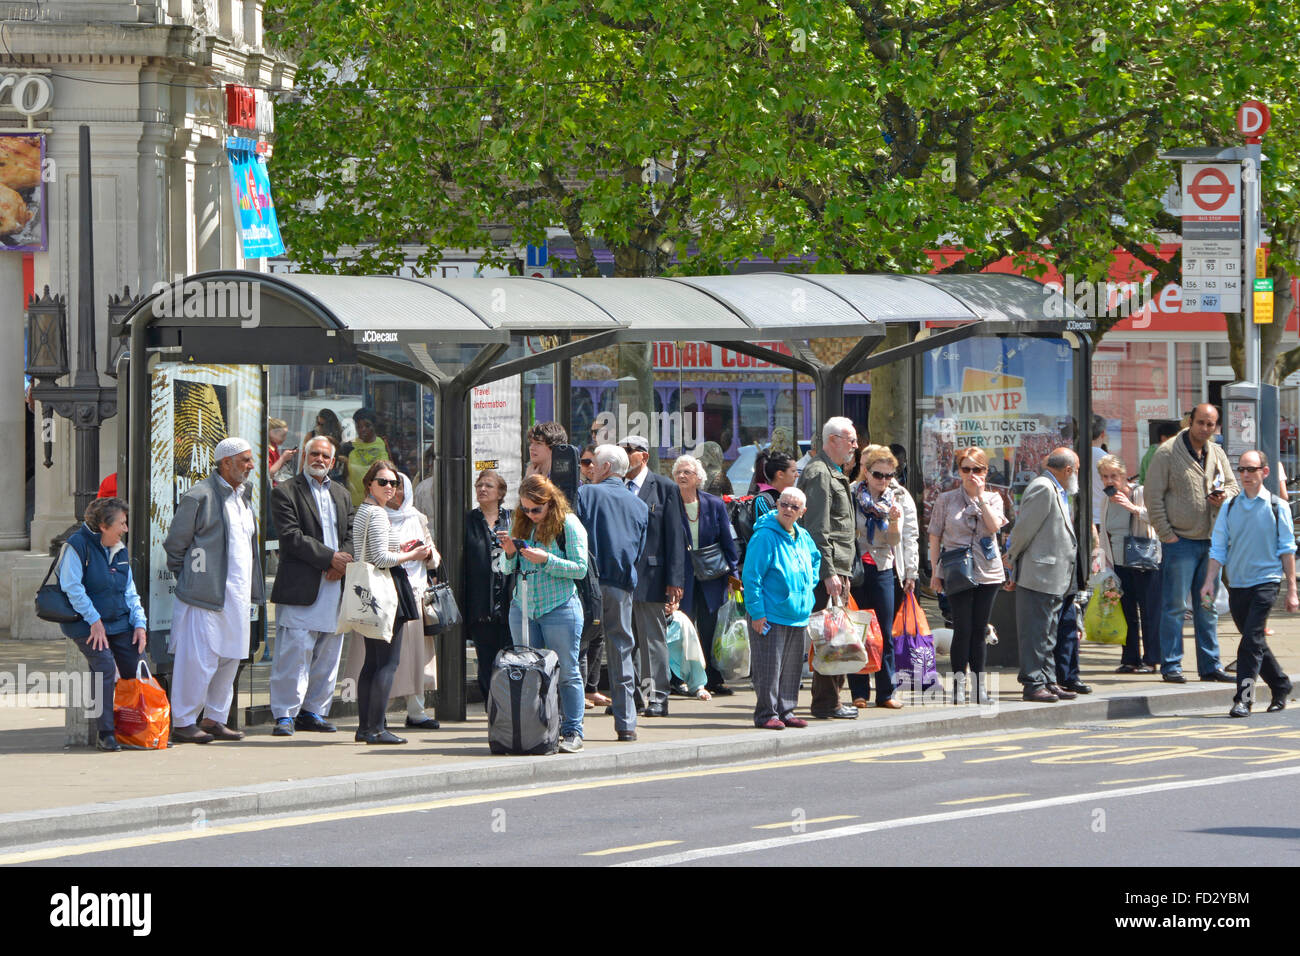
[1243,140,1261,385]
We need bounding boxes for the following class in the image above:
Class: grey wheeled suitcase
[487,645,560,755]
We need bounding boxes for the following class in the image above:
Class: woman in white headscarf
[343,473,442,728]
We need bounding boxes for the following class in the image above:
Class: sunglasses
[580,459,594,467]
[521,504,547,516]
[1238,465,1263,474]
[960,466,987,474]
[870,470,895,481]
[778,501,801,511]
[373,477,398,488]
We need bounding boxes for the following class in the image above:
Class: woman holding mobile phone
[496,475,589,754]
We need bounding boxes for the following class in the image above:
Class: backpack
[557,522,602,627]
[725,494,759,564]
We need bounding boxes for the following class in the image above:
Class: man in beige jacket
[1144,403,1237,684]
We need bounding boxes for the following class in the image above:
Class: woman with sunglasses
[352,461,433,744]
[1094,454,1162,674]
[847,445,918,710]
[928,446,1007,704]
[497,474,589,754]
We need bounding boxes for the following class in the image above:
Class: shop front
[121,270,1090,722]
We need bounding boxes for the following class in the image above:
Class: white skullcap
[214,436,252,461]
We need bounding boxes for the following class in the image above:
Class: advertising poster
[227,143,285,258]
[148,365,264,641]
[0,133,46,252]
[470,376,522,506]
[919,337,1074,529]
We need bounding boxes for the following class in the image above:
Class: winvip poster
[148,365,264,639]
[919,337,1075,526]
[227,142,285,258]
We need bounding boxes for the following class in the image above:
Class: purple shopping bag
[892,591,939,690]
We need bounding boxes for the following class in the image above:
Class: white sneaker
[558,733,584,753]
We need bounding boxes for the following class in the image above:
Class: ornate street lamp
[25,126,119,549]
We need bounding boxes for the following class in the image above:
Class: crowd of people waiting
[61,402,1295,753]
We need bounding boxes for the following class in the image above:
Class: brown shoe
[1022,687,1059,703]
[877,698,904,710]
[852,697,870,708]
[199,719,245,741]
[172,724,214,744]
[587,692,612,707]
[1045,683,1077,700]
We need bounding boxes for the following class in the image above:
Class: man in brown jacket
[797,417,860,719]
[1144,403,1237,684]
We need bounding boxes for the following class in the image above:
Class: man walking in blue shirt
[1202,450,1297,717]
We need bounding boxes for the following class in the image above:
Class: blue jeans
[1158,536,1222,677]
[510,593,584,738]
[847,564,897,704]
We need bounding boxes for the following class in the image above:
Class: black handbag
[34,545,84,624]
[423,581,463,636]
[1122,535,1161,571]
[558,525,602,627]
[939,546,977,596]
[688,542,730,581]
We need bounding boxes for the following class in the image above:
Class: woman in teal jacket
[742,486,821,729]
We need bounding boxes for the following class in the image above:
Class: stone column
[0,254,31,550]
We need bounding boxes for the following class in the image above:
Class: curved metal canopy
[125,268,1084,344]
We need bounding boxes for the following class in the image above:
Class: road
[7,708,1300,867]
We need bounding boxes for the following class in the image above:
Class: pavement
[1,604,1296,851]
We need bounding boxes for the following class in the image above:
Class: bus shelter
[120,271,1091,722]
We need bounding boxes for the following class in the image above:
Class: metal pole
[1243,142,1262,385]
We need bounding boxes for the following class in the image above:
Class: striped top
[353,502,407,569]
[499,512,589,619]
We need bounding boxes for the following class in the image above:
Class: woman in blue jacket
[742,487,820,729]
[672,455,739,696]
[59,497,148,752]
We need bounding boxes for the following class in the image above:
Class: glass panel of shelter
[565,340,820,496]
[914,334,1077,556]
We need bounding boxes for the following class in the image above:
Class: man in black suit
[267,436,356,735]
[622,436,686,716]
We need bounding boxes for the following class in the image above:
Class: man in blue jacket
[1202,449,1297,717]
[576,444,649,740]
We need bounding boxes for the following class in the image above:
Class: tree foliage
[268,0,1300,435]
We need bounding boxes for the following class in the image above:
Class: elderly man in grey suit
[1007,448,1080,703]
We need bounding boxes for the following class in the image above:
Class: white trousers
[171,636,240,727]
[269,626,344,719]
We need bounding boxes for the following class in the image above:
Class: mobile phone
[401,539,421,552]
[1103,485,1117,497]
[513,538,528,551]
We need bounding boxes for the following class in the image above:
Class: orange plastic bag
[114,660,171,749]
[852,606,883,675]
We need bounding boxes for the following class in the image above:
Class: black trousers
[1227,582,1293,705]
[579,619,604,693]
[470,616,513,703]
[947,583,999,673]
[690,597,724,690]
[357,628,405,735]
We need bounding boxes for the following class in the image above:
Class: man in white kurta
[168,440,258,743]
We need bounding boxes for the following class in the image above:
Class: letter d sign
[1237,100,1271,141]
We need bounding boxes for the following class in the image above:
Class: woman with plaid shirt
[497,475,590,753]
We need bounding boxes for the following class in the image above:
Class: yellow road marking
[1099,775,1183,785]
[0,728,1080,865]
[584,840,681,857]
[754,815,857,830]
[938,793,1028,805]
